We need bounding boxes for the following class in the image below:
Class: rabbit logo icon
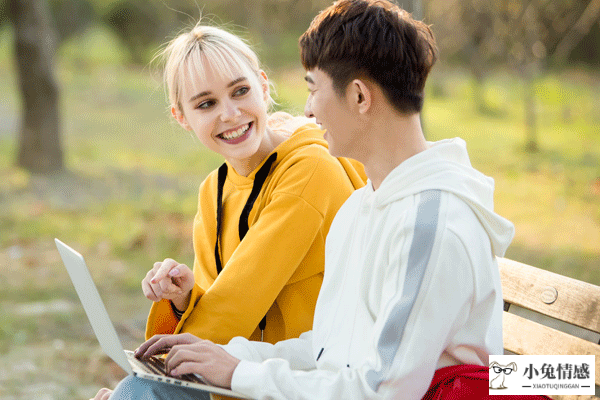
[489,361,517,389]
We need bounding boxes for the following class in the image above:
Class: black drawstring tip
[316,347,324,361]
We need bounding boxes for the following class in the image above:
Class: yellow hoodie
[146,113,366,346]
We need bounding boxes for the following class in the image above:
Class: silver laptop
[55,238,250,399]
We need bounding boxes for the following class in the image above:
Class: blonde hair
[159,23,272,114]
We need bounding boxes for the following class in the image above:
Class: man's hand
[142,258,194,311]
[135,333,201,360]
[165,340,240,389]
[134,333,240,390]
[90,388,112,400]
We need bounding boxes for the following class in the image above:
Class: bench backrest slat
[498,257,600,334]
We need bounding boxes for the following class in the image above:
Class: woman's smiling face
[174,57,270,169]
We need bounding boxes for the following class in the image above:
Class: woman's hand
[90,388,112,400]
[142,258,194,311]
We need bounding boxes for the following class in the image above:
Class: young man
[103,0,525,399]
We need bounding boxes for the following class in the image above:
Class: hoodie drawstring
[214,163,228,274]
[214,153,278,340]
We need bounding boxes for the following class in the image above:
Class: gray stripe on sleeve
[366,190,441,391]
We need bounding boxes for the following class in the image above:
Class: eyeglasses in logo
[489,361,517,390]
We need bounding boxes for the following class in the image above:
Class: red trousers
[422,364,552,400]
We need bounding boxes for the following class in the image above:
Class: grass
[0,26,599,399]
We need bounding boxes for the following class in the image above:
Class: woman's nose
[220,100,241,122]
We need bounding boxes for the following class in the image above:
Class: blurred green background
[1,0,599,398]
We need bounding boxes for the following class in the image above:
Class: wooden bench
[498,257,600,400]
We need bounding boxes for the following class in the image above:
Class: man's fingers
[136,334,200,359]
[166,347,201,374]
[144,337,177,359]
[140,334,193,358]
[170,361,203,377]
[163,340,238,389]
[135,335,168,358]
[164,338,208,367]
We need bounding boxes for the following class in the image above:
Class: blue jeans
[109,375,211,400]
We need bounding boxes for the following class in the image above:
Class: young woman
[91,21,365,400]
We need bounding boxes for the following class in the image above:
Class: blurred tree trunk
[412,0,423,20]
[521,3,541,153]
[552,0,600,65]
[466,36,490,113]
[8,0,63,173]
[401,0,425,134]
[523,74,538,153]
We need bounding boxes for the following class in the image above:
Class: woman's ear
[171,106,191,131]
[259,70,270,102]
[349,78,372,114]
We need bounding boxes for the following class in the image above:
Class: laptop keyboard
[134,354,167,375]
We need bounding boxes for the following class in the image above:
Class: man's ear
[171,106,191,131]
[349,78,372,114]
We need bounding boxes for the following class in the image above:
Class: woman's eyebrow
[188,77,248,103]
[189,90,211,102]
[227,76,247,87]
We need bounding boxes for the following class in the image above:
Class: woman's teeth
[221,123,250,140]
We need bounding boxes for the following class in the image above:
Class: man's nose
[304,98,314,119]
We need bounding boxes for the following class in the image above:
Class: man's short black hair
[300,0,438,114]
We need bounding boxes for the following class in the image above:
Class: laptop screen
[55,238,133,375]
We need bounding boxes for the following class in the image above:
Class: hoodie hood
[373,137,514,256]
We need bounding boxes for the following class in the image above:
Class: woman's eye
[234,86,250,96]
[197,100,215,109]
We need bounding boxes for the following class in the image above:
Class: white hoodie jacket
[222,138,515,400]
